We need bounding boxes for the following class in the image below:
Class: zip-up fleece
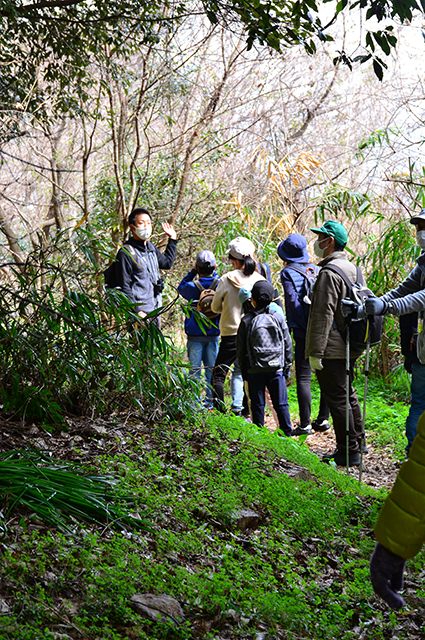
[381,252,425,315]
[117,236,177,314]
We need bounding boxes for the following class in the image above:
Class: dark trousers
[246,370,292,435]
[316,359,362,453]
[212,335,237,412]
[294,335,329,428]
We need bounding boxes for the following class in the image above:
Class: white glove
[309,356,323,372]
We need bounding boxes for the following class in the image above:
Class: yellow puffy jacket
[374,411,425,559]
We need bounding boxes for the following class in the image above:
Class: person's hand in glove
[341,298,365,319]
[365,296,391,316]
[309,356,323,372]
[370,542,406,610]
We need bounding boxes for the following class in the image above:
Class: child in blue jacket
[177,251,220,409]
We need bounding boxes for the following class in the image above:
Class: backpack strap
[285,264,308,279]
[122,244,149,272]
[321,263,365,335]
[285,264,317,280]
[194,280,205,293]
[210,277,219,290]
[356,265,365,286]
[194,276,219,292]
[321,263,359,292]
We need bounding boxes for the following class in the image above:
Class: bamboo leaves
[0,451,149,534]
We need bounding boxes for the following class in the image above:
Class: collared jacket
[211,269,265,337]
[117,236,177,314]
[305,251,363,360]
[374,411,425,559]
[177,269,220,342]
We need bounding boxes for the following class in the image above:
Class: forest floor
[264,417,399,490]
[1,408,425,640]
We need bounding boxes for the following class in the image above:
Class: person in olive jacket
[370,410,425,610]
[306,220,364,467]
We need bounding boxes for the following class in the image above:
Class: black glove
[341,298,365,319]
[365,296,389,316]
[283,366,291,379]
[370,542,406,610]
[404,357,412,374]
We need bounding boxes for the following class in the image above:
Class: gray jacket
[381,252,425,364]
[381,253,425,315]
[117,236,177,314]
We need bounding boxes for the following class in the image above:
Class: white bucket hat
[227,237,255,260]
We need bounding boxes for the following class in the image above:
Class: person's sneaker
[311,419,331,433]
[322,450,360,467]
[291,425,312,436]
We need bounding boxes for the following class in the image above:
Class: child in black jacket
[236,281,293,435]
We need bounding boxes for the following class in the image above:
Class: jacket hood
[227,269,263,289]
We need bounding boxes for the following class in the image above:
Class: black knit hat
[251,280,274,308]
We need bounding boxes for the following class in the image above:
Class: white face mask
[133,225,152,241]
[314,237,329,259]
[417,230,425,250]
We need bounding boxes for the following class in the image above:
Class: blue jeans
[405,362,425,452]
[231,360,244,411]
[187,339,219,408]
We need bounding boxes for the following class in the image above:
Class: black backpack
[322,264,383,352]
[193,277,219,319]
[285,264,317,322]
[103,246,139,288]
[247,308,285,370]
[104,260,120,288]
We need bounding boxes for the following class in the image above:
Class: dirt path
[264,415,400,490]
[0,413,400,491]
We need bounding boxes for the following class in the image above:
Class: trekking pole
[346,321,351,475]
[359,328,371,483]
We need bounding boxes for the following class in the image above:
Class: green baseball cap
[309,220,348,248]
